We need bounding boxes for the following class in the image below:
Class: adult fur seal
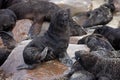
[82,3,115,28]
[17,9,73,70]
[8,0,86,38]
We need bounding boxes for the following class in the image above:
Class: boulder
[12,19,32,42]
[91,0,106,10]
[107,13,120,28]
[50,0,92,16]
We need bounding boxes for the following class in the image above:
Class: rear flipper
[0,31,16,49]
[59,52,73,67]
[17,64,37,70]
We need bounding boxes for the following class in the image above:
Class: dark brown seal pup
[94,26,120,50]
[17,9,73,70]
[0,31,16,66]
[81,3,115,28]
[75,51,120,80]
[0,9,17,34]
[8,0,86,38]
[77,34,115,51]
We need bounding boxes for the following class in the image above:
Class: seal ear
[40,47,49,60]
[0,31,16,49]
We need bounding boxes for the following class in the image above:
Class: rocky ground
[0,0,120,80]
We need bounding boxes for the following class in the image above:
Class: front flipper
[17,47,49,70]
[0,31,16,49]
[59,52,73,67]
[17,64,36,70]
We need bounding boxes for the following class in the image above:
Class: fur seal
[17,9,73,70]
[77,34,115,51]
[82,3,115,28]
[75,51,120,80]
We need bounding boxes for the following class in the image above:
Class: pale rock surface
[50,0,92,16]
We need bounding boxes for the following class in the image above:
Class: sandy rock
[50,0,92,16]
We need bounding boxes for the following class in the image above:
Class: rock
[113,0,120,12]
[67,44,90,60]
[0,40,67,80]
[0,38,4,48]
[72,12,88,26]
[0,40,89,80]
[91,0,106,9]
[12,20,50,42]
[50,0,92,16]
[12,19,32,42]
[107,13,120,28]
[70,35,88,44]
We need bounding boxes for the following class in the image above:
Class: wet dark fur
[0,9,17,32]
[18,9,72,70]
[0,31,16,66]
[75,51,120,80]
[94,26,120,50]
[8,0,86,38]
[0,0,23,9]
[77,34,114,51]
[82,3,115,28]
